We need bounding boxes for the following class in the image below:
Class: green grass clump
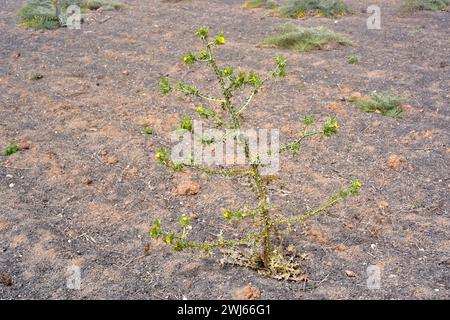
[260,25,351,52]
[17,0,121,29]
[352,93,405,118]
[277,0,352,18]
[4,143,21,156]
[401,0,450,11]
[347,55,359,64]
[243,0,278,9]
[143,127,153,135]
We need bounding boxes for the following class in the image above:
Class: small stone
[371,120,381,128]
[340,87,353,94]
[6,174,13,179]
[189,213,199,220]
[81,177,93,185]
[9,183,15,188]
[18,141,31,150]
[335,245,350,253]
[233,285,261,300]
[378,201,389,209]
[106,156,118,165]
[122,70,129,75]
[100,149,108,156]
[387,154,404,169]
[345,270,357,277]
[401,104,414,113]
[328,102,346,115]
[0,272,12,286]
[173,180,200,196]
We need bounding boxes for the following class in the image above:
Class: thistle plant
[150,27,361,279]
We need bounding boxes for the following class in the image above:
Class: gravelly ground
[0,0,449,299]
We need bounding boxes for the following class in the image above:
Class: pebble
[9,183,15,188]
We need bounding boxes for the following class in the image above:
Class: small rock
[106,156,118,165]
[173,180,200,196]
[233,285,261,300]
[18,141,31,150]
[6,174,13,179]
[340,87,353,94]
[345,270,357,277]
[8,183,15,188]
[189,213,199,220]
[0,272,12,286]
[328,102,346,115]
[387,154,404,169]
[307,228,328,244]
[81,177,93,185]
[27,72,43,81]
[100,149,108,156]
[401,104,414,114]
[122,70,129,75]
[378,201,389,209]
[422,130,433,140]
[335,245,350,253]
[371,120,381,128]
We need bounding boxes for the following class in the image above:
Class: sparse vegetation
[277,0,352,18]
[179,115,194,132]
[150,27,361,280]
[347,55,359,64]
[243,0,278,9]
[4,143,21,156]
[351,93,405,117]
[17,0,121,29]
[260,24,351,52]
[401,0,450,12]
[143,127,153,135]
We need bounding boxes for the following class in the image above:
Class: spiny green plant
[4,143,21,156]
[277,0,352,18]
[351,93,405,118]
[260,24,351,52]
[150,27,361,279]
[243,0,279,9]
[401,0,450,12]
[17,0,121,29]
